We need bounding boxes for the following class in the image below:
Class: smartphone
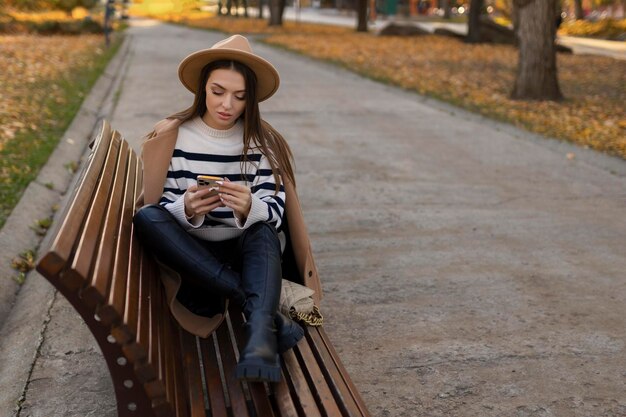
[197,175,222,196]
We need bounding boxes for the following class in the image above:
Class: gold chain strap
[289,305,324,327]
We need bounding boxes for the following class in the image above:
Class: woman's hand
[217,178,252,222]
[184,185,224,218]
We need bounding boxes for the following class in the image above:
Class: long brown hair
[169,60,295,191]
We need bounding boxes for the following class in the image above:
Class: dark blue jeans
[133,204,282,317]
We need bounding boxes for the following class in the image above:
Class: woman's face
[202,68,246,130]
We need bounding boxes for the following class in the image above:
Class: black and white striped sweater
[160,117,285,244]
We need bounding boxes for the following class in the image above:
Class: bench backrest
[37,121,172,416]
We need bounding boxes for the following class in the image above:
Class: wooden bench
[36,121,371,417]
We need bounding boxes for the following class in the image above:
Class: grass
[0,34,122,229]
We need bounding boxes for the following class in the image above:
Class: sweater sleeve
[234,156,285,230]
[160,189,204,229]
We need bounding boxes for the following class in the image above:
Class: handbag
[280,279,323,326]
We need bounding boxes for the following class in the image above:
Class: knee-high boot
[235,222,284,382]
[133,204,245,306]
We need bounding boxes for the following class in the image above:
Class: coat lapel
[140,118,182,205]
[284,179,322,303]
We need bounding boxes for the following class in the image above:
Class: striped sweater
[160,117,286,245]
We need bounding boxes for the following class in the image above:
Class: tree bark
[356,0,368,32]
[268,0,285,25]
[441,0,451,19]
[511,0,563,101]
[574,0,583,19]
[511,1,519,41]
[466,0,484,43]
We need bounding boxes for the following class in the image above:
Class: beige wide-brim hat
[178,34,280,102]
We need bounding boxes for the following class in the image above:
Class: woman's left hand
[218,178,252,222]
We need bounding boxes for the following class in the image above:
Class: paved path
[2,19,626,417]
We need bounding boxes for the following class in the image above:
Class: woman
[133,35,320,383]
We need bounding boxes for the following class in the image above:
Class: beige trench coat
[137,118,322,337]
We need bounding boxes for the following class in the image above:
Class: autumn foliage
[170,14,626,160]
[559,18,626,41]
[0,34,113,226]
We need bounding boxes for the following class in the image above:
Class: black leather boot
[133,205,246,306]
[275,311,304,353]
[235,222,283,382]
[237,304,302,354]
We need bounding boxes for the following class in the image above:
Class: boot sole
[236,359,281,383]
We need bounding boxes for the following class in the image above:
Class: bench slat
[295,335,343,416]
[200,335,229,417]
[140,267,164,398]
[272,372,300,417]
[166,311,192,417]
[151,397,174,417]
[83,137,130,308]
[151,301,173,417]
[144,378,166,403]
[308,328,371,417]
[98,151,138,325]
[135,244,152,361]
[159,288,189,417]
[110,229,141,344]
[282,348,322,417]
[228,308,277,417]
[144,306,175,417]
[161,292,177,410]
[215,317,251,417]
[180,331,207,417]
[37,121,113,279]
[64,134,121,291]
[120,252,149,365]
[116,245,142,342]
[149,258,164,385]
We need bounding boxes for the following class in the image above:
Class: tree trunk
[441,0,451,19]
[511,1,519,41]
[356,0,368,32]
[268,0,285,25]
[466,0,484,43]
[574,0,583,19]
[279,0,286,22]
[258,0,264,18]
[511,0,563,101]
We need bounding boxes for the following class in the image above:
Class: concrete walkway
[2,18,626,417]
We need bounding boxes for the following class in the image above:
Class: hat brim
[178,49,280,102]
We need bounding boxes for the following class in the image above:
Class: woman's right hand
[184,185,224,218]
